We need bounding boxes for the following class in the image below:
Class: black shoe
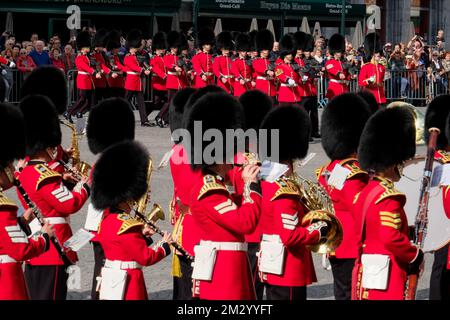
[63,112,73,124]
[141,122,155,127]
[309,137,314,142]
[312,133,321,138]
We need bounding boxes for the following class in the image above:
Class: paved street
[5,110,433,300]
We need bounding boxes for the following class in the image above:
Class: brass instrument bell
[146,203,166,223]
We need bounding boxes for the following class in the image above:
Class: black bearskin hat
[197,28,215,47]
[279,33,295,58]
[93,29,108,48]
[364,32,382,59]
[425,94,450,149]
[91,141,149,210]
[216,31,234,51]
[357,90,379,114]
[256,29,274,51]
[321,93,372,160]
[183,85,226,128]
[19,95,61,156]
[358,107,416,172]
[167,31,182,50]
[260,105,311,162]
[21,66,68,115]
[235,33,251,52]
[87,98,135,155]
[179,32,189,51]
[76,31,91,51]
[184,92,244,171]
[152,32,167,50]
[293,31,308,51]
[239,90,272,131]
[328,33,345,55]
[248,30,258,52]
[169,87,196,135]
[106,30,121,51]
[126,29,142,49]
[304,34,314,52]
[0,103,25,169]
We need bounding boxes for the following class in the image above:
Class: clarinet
[134,210,194,262]
[14,180,74,266]
[405,127,440,300]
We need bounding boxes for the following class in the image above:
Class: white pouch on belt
[361,254,390,290]
[98,267,128,300]
[191,242,217,281]
[258,235,286,275]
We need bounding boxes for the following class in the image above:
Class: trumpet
[60,120,91,180]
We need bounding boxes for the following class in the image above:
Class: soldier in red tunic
[124,30,152,127]
[92,29,117,103]
[258,105,330,300]
[0,103,54,300]
[0,55,15,68]
[317,93,372,299]
[165,31,187,97]
[105,30,126,98]
[232,33,255,97]
[213,31,235,94]
[358,33,386,107]
[184,92,262,300]
[192,28,215,88]
[17,95,90,300]
[66,31,101,121]
[151,32,169,127]
[85,97,136,300]
[353,107,423,300]
[92,141,172,300]
[275,34,301,104]
[325,34,350,100]
[253,29,277,102]
[425,95,450,300]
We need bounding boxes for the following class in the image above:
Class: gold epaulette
[375,178,405,204]
[340,159,367,179]
[270,177,301,201]
[35,164,61,190]
[275,68,283,77]
[436,150,450,164]
[117,213,144,235]
[0,192,18,209]
[197,175,228,200]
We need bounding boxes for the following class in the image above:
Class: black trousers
[68,89,93,116]
[25,264,68,300]
[430,243,450,300]
[302,96,319,135]
[90,242,105,300]
[126,90,148,124]
[329,257,355,300]
[172,255,193,300]
[154,90,169,122]
[247,242,265,300]
[110,87,125,98]
[265,284,306,300]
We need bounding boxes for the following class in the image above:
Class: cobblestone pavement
[5,110,433,300]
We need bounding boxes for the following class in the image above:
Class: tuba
[387,101,425,145]
[60,120,91,178]
[290,162,343,254]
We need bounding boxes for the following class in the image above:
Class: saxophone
[289,161,343,254]
[60,120,91,178]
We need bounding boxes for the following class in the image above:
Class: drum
[395,157,450,252]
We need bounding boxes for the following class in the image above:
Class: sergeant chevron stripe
[214,199,237,215]
[281,212,298,230]
[51,185,73,202]
[5,225,28,244]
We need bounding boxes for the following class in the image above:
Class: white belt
[45,217,68,225]
[0,255,17,264]
[222,75,234,79]
[200,240,248,252]
[257,76,268,80]
[330,79,347,84]
[104,259,142,270]
[127,71,139,75]
[78,71,90,75]
[202,72,214,76]
[167,71,179,75]
[280,83,297,87]
[261,234,282,242]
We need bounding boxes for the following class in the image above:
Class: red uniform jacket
[91,51,111,88]
[358,62,386,104]
[213,55,235,94]
[325,58,350,99]
[169,144,202,257]
[232,58,254,97]
[164,53,187,90]
[259,176,319,287]
[17,162,89,265]
[353,177,420,300]
[106,54,125,88]
[150,55,167,91]
[190,173,262,300]
[275,62,302,103]
[316,158,369,259]
[252,57,277,97]
[75,54,96,90]
[302,58,319,97]
[294,57,308,97]
[123,54,144,92]
[97,209,170,300]
[192,52,214,88]
[0,193,48,300]
[435,150,450,269]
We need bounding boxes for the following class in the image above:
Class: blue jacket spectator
[29,40,52,66]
